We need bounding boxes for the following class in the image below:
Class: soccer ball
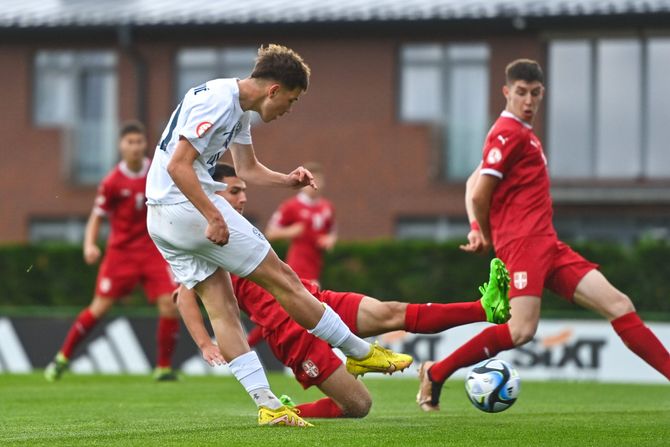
[465,358,520,413]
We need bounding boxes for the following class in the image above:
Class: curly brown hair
[251,44,311,91]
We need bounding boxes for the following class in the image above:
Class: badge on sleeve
[487,148,502,165]
[196,121,213,137]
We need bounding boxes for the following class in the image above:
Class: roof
[1,0,669,28]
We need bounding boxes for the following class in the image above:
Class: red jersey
[269,193,336,281]
[94,158,155,251]
[480,111,556,249]
[232,274,319,336]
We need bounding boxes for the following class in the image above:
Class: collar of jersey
[119,157,150,179]
[297,191,320,206]
[500,110,532,129]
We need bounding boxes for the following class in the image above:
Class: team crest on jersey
[252,227,266,241]
[487,148,502,165]
[513,271,528,290]
[100,278,112,294]
[196,121,213,137]
[302,360,320,378]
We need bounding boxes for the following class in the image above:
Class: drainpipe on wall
[117,24,147,125]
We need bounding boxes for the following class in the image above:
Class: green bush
[1,240,669,316]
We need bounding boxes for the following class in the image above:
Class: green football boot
[44,352,69,382]
[479,258,511,324]
[279,394,297,408]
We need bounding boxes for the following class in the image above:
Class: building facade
[1,1,669,244]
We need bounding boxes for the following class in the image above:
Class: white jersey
[146,78,253,205]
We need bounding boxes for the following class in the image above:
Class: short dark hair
[212,163,237,182]
[505,59,544,85]
[251,44,311,91]
[119,120,146,138]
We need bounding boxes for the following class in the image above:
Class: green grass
[0,374,668,446]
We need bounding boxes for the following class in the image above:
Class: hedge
[1,240,669,317]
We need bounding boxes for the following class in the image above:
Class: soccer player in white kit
[146,44,412,426]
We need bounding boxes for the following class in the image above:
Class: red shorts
[265,289,364,389]
[496,236,598,301]
[96,245,176,301]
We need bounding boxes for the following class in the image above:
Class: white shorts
[147,195,271,289]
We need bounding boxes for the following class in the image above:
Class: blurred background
[0,0,669,379]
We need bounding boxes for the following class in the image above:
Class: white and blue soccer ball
[465,358,520,413]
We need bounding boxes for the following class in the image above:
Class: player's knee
[376,302,406,330]
[607,291,635,319]
[342,395,372,418]
[510,323,538,346]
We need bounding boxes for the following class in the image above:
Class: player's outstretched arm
[83,210,104,265]
[175,286,224,366]
[461,167,499,253]
[230,143,316,189]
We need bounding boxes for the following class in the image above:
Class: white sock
[228,351,282,409]
[308,304,371,359]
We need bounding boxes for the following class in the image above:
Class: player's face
[503,80,544,123]
[216,176,247,214]
[259,84,303,122]
[119,132,147,164]
[302,172,323,198]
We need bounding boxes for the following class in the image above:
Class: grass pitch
[0,373,668,446]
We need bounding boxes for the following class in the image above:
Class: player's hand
[285,222,305,238]
[206,215,229,246]
[459,230,490,254]
[201,343,225,367]
[317,233,336,251]
[286,166,317,190]
[83,244,101,265]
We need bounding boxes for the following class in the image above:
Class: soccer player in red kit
[265,162,336,285]
[45,121,179,382]
[416,59,670,411]
[177,163,510,418]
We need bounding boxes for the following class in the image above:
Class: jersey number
[159,102,183,151]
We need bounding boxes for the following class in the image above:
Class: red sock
[295,397,344,418]
[60,308,99,359]
[429,324,514,383]
[247,325,263,348]
[157,317,180,368]
[405,301,486,333]
[611,312,670,380]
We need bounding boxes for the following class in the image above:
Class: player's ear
[268,83,281,98]
[502,84,510,99]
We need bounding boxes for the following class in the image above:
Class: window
[29,217,109,244]
[554,215,669,245]
[547,37,670,180]
[395,216,468,241]
[176,47,257,101]
[399,43,490,180]
[34,51,118,185]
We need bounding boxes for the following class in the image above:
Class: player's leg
[148,202,309,426]
[356,257,510,337]
[48,234,135,380]
[416,240,548,411]
[298,365,372,418]
[142,252,180,381]
[417,296,538,410]
[573,269,670,380]
[44,295,114,381]
[269,327,372,419]
[246,250,412,375]
[196,267,309,425]
[153,293,180,380]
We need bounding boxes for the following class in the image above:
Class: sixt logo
[511,329,607,369]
